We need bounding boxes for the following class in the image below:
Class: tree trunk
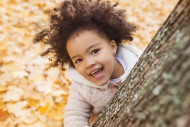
[93,0,190,126]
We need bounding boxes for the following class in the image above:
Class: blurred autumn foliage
[0,0,178,126]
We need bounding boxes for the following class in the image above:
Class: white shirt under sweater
[109,55,127,85]
[64,44,142,127]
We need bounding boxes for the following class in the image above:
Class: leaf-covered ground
[0,0,178,126]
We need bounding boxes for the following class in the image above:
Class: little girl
[34,0,142,126]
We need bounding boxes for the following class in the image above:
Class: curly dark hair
[33,0,136,69]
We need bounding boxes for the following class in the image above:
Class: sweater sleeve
[64,84,92,127]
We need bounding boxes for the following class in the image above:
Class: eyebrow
[71,43,101,60]
[85,43,101,53]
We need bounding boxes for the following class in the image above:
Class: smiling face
[66,30,124,86]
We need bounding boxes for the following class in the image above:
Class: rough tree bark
[93,0,190,126]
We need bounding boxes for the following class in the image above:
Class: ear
[110,40,117,55]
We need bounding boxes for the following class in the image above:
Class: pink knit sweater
[64,44,142,127]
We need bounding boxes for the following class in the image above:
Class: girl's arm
[64,84,92,127]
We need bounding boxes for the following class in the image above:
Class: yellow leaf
[38,103,49,115]
[0,100,5,109]
[28,99,39,107]
[8,0,16,5]
[48,103,64,121]
[0,86,7,93]
[0,109,9,121]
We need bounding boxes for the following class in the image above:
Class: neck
[111,58,124,79]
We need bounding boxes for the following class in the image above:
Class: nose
[85,57,96,69]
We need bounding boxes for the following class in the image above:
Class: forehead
[66,30,111,56]
[67,30,108,48]
[67,30,109,47]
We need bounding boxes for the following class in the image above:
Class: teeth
[91,69,100,74]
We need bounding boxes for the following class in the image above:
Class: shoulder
[117,44,142,81]
[69,81,93,99]
[119,44,143,58]
[69,81,89,92]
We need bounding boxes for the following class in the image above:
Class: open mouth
[90,68,103,79]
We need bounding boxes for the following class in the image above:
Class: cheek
[100,55,115,68]
[75,65,85,76]
[101,51,115,63]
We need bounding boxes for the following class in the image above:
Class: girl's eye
[75,59,82,64]
[92,49,100,54]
